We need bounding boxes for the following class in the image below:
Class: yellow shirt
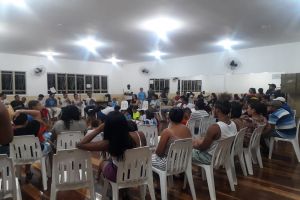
[133,111,140,120]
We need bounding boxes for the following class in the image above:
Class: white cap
[273,97,286,102]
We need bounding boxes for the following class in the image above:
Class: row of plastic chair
[120,100,149,111]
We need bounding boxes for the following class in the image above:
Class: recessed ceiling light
[1,0,26,7]
[217,39,239,50]
[40,51,60,61]
[76,37,103,54]
[141,16,183,41]
[148,50,167,60]
[105,56,122,65]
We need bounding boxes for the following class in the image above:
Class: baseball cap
[273,97,286,102]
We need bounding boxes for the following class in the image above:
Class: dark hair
[230,102,242,118]
[28,100,40,109]
[132,105,139,110]
[211,93,217,99]
[249,88,256,94]
[103,111,135,160]
[214,100,231,115]
[169,107,184,123]
[60,105,81,129]
[180,96,188,103]
[145,110,154,120]
[114,105,121,111]
[91,120,100,128]
[233,94,240,100]
[196,99,205,110]
[258,88,263,94]
[248,100,267,115]
[183,107,192,115]
[127,120,138,132]
[38,94,44,98]
[13,113,28,125]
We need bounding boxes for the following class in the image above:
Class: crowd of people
[0,82,297,192]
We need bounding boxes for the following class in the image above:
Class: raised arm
[0,103,13,145]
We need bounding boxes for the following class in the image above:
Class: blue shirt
[138,92,146,101]
[45,98,57,107]
[281,103,294,116]
[268,108,296,136]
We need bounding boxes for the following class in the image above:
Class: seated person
[181,107,192,125]
[121,108,132,120]
[264,100,296,139]
[45,93,61,119]
[152,108,192,170]
[143,110,158,126]
[176,96,188,108]
[192,100,237,165]
[190,99,209,120]
[273,97,294,117]
[110,97,118,108]
[230,101,246,131]
[150,94,160,110]
[51,105,87,139]
[76,111,146,182]
[10,95,24,111]
[86,120,103,142]
[0,102,13,154]
[132,105,140,120]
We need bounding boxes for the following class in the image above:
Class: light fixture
[1,0,26,7]
[217,39,239,50]
[141,16,183,41]
[148,50,167,59]
[105,56,122,65]
[40,51,60,61]
[76,37,103,54]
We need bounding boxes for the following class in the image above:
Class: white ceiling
[1,0,300,63]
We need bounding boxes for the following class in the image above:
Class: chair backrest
[212,136,235,169]
[57,131,84,151]
[137,125,158,149]
[52,149,93,188]
[141,101,149,110]
[165,138,192,175]
[121,101,129,110]
[0,155,17,199]
[10,135,43,164]
[116,147,152,185]
[231,128,247,156]
[249,124,265,150]
[187,116,216,137]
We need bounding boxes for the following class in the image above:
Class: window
[149,78,170,93]
[181,80,202,93]
[0,71,26,94]
[47,73,108,94]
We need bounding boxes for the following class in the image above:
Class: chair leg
[238,153,248,177]
[231,156,237,185]
[147,180,156,200]
[139,185,146,200]
[244,149,253,175]
[183,175,187,189]
[201,168,206,181]
[225,161,235,191]
[50,185,56,200]
[41,158,48,191]
[291,140,300,162]
[185,170,197,200]
[268,137,275,159]
[102,179,109,200]
[111,185,119,200]
[46,156,52,178]
[256,148,263,168]
[204,166,216,200]
[90,182,96,200]
[16,178,22,200]
[158,173,168,200]
[168,175,174,187]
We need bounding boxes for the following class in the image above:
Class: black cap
[268,83,276,88]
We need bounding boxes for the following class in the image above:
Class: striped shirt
[268,108,296,136]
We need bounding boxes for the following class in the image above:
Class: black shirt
[14,120,40,137]
[10,100,24,111]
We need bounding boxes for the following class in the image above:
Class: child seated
[132,105,140,120]
[143,110,158,126]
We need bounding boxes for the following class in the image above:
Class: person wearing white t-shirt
[124,84,133,104]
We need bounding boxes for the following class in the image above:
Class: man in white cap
[273,97,294,117]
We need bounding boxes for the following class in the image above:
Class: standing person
[266,84,276,100]
[137,88,146,102]
[10,95,24,111]
[256,88,265,100]
[147,86,155,102]
[192,100,237,164]
[45,93,61,119]
[160,87,169,105]
[208,93,217,108]
[124,84,133,104]
[38,94,46,106]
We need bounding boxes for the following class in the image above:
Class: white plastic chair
[50,149,95,200]
[102,147,155,200]
[231,128,248,185]
[152,139,196,200]
[293,109,297,119]
[56,131,84,151]
[9,135,48,190]
[137,125,158,150]
[269,119,300,162]
[243,124,265,175]
[187,116,216,138]
[193,136,235,200]
[138,101,149,111]
[120,101,129,111]
[0,154,22,200]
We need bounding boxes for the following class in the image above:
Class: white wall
[123,42,300,93]
[0,53,123,96]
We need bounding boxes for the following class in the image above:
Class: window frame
[0,71,26,95]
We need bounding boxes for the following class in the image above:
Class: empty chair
[0,155,22,200]
[187,116,216,138]
[120,101,129,111]
[137,125,158,150]
[56,131,84,151]
[269,119,300,162]
[243,124,265,175]
[9,135,48,191]
[193,136,235,200]
[231,128,248,185]
[50,149,95,200]
[138,101,149,111]
[102,147,155,200]
[152,139,196,200]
